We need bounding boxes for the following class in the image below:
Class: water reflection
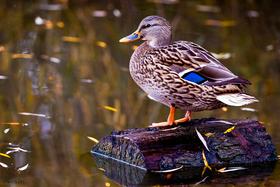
[93,155,276,186]
[0,0,279,186]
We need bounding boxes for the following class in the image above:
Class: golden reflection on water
[0,1,279,186]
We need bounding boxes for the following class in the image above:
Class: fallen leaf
[17,163,29,171]
[211,52,232,60]
[96,41,107,48]
[194,176,208,186]
[0,46,5,52]
[4,128,10,134]
[204,132,215,137]
[217,167,246,173]
[56,21,64,28]
[12,53,33,59]
[241,107,257,112]
[0,75,8,80]
[202,150,211,171]
[151,165,183,173]
[62,36,81,43]
[18,112,50,118]
[208,120,233,125]
[266,44,274,51]
[205,19,236,27]
[35,16,45,25]
[87,136,99,143]
[92,10,107,17]
[0,162,8,168]
[247,10,259,18]
[80,79,94,83]
[113,9,122,17]
[224,126,235,134]
[39,4,64,11]
[0,122,20,126]
[0,153,11,158]
[6,146,30,154]
[195,128,210,151]
[103,106,117,112]
[49,57,61,64]
[45,20,54,29]
[98,167,105,172]
[196,4,220,13]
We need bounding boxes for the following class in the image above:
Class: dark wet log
[92,118,277,171]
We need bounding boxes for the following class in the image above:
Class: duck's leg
[151,105,175,127]
[174,111,192,125]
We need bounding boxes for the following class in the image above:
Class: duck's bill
[119,31,141,43]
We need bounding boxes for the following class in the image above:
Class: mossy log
[92,118,277,171]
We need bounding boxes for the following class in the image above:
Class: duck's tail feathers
[216,93,258,106]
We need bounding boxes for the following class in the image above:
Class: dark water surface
[0,1,280,186]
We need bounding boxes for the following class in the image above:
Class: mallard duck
[119,15,258,127]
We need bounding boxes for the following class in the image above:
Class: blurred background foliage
[0,0,279,186]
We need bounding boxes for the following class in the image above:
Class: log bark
[92,118,277,171]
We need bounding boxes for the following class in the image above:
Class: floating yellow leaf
[0,153,11,158]
[45,20,54,29]
[12,53,33,59]
[103,106,117,112]
[96,41,107,48]
[0,46,5,52]
[204,132,215,137]
[98,167,105,172]
[87,136,99,143]
[105,182,111,187]
[63,36,81,43]
[202,150,211,171]
[224,126,235,134]
[56,21,65,28]
[205,19,236,27]
[0,122,20,126]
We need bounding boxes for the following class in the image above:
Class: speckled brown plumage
[129,42,242,112]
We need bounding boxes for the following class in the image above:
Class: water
[0,1,279,186]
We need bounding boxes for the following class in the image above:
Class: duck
[119,15,258,127]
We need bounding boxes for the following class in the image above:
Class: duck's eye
[142,24,152,29]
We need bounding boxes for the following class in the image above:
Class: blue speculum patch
[181,72,207,84]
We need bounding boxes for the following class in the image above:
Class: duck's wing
[148,41,250,86]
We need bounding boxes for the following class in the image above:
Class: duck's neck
[147,33,172,48]
[131,42,151,63]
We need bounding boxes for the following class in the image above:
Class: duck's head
[119,15,172,47]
